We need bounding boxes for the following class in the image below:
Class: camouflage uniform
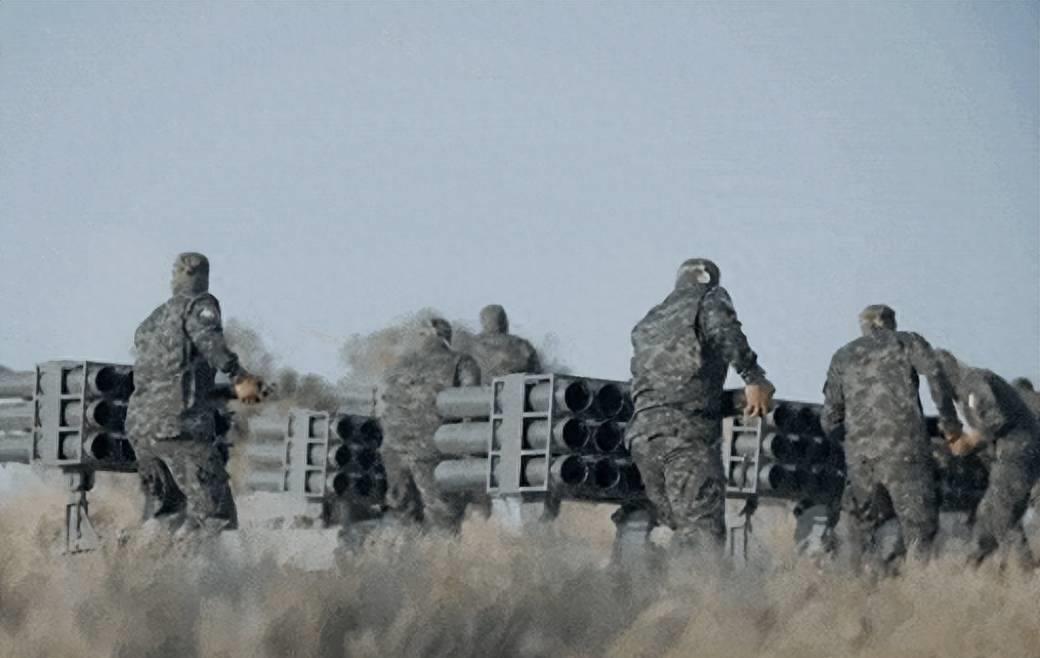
[465,305,542,379]
[1012,378,1040,419]
[624,259,771,553]
[939,357,1040,565]
[462,305,549,519]
[821,305,961,569]
[126,253,248,535]
[380,319,482,533]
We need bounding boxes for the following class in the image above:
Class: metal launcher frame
[487,374,553,497]
[33,360,135,554]
[722,415,764,560]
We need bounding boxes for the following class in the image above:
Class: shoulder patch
[191,296,222,325]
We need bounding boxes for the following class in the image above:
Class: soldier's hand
[233,375,268,405]
[948,430,981,457]
[744,383,774,418]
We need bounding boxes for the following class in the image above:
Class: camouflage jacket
[126,293,243,441]
[821,329,960,461]
[630,283,769,417]
[1018,388,1040,421]
[955,367,1040,448]
[380,338,481,459]
[467,333,541,380]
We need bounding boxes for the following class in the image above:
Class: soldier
[126,252,266,538]
[464,305,542,378]
[459,304,552,521]
[623,258,774,558]
[936,351,1040,566]
[821,305,961,572]
[380,317,482,533]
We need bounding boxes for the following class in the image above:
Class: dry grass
[0,475,1037,658]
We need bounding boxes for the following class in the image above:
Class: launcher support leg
[65,470,99,554]
[490,495,545,532]
[726,496,757,563]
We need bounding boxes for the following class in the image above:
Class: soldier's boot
[968,533,999,567]
[842,512,886,578]
[422,494,467,537]
[793,502,837,560]
[610,507,658,565]
[1008,527,1038,572]
[667,523,727,586]
[337,518,384,552]
[608,506,663,597]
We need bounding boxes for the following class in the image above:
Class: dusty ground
[0,465,1037,658]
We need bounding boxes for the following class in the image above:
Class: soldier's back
[630,285,725,413]
[833,331,930,452]
[469,333,537,379]
[963,368,1040,441]
[380,344,462,454]
[127,296,194,439]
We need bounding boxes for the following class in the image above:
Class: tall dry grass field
[0,471,1036,658]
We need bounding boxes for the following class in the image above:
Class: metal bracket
[287,410,331,500]
[723,415,764,561]
[64,470,99,554]
[725,496,758,562]
[488,374,552,495]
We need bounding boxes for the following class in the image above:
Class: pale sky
[1,2,1037,402]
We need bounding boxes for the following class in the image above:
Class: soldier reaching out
[936,350,1040,567]
[821,305,961,572]
[126,252,267,539]
[621,258,774,559]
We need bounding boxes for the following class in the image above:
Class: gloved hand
[744,382,775,418]
[233,374,268,405]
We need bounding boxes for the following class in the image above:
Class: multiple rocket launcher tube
[726,403,846,500]
[2,364,988,509]
[433,377,642,498]
[245,411,388,501]
[434,377,849,503]
[0,370,39,464]
[0,364,137,468]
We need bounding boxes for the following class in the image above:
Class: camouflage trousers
[133,435,238,536]
[382,447,471,533]
[971,434,1040,566]
[841,453,938,568]
[627,408,725,554]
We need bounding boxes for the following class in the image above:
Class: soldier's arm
[906,333,962,436]
[456,355,482,387]
[965,377,1011,440]
[184,295,247,377]
[820,355,846,442]
[527,344,543,374]
[698,287,770,387]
